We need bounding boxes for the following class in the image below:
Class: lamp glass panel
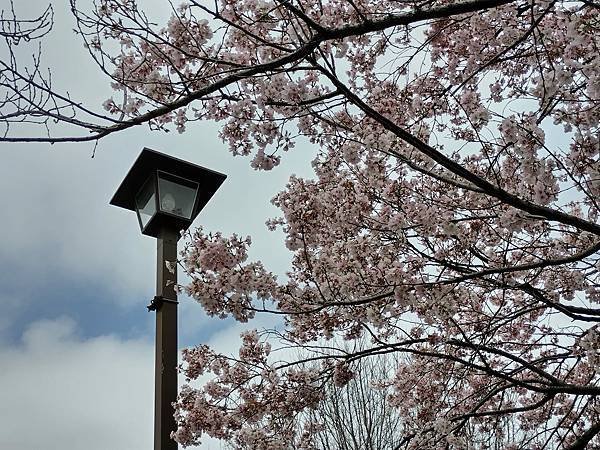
[135,175,157,229]
[157,172,198,219]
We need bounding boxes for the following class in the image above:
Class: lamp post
[110,148,226,450]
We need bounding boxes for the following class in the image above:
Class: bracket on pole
[147,295,179,311]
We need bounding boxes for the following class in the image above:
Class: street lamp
[110,148,226,450]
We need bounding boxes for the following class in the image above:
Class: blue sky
[0,1,315,448]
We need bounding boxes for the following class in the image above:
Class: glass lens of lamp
[135,175,157,229]
[157,172,198,219]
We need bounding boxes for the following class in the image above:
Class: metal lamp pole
[110,148,226,450]
[151,227,179,450]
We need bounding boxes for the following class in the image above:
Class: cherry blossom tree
[223,347,405,450]
[4,0,600,448]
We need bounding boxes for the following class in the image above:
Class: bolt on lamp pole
[110,148,226,450]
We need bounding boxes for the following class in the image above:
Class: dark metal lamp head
[110,148,226,239]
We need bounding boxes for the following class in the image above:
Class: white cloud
[0,317,155,450]
[0,316,271,450]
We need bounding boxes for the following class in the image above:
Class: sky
[0,1,315,448]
